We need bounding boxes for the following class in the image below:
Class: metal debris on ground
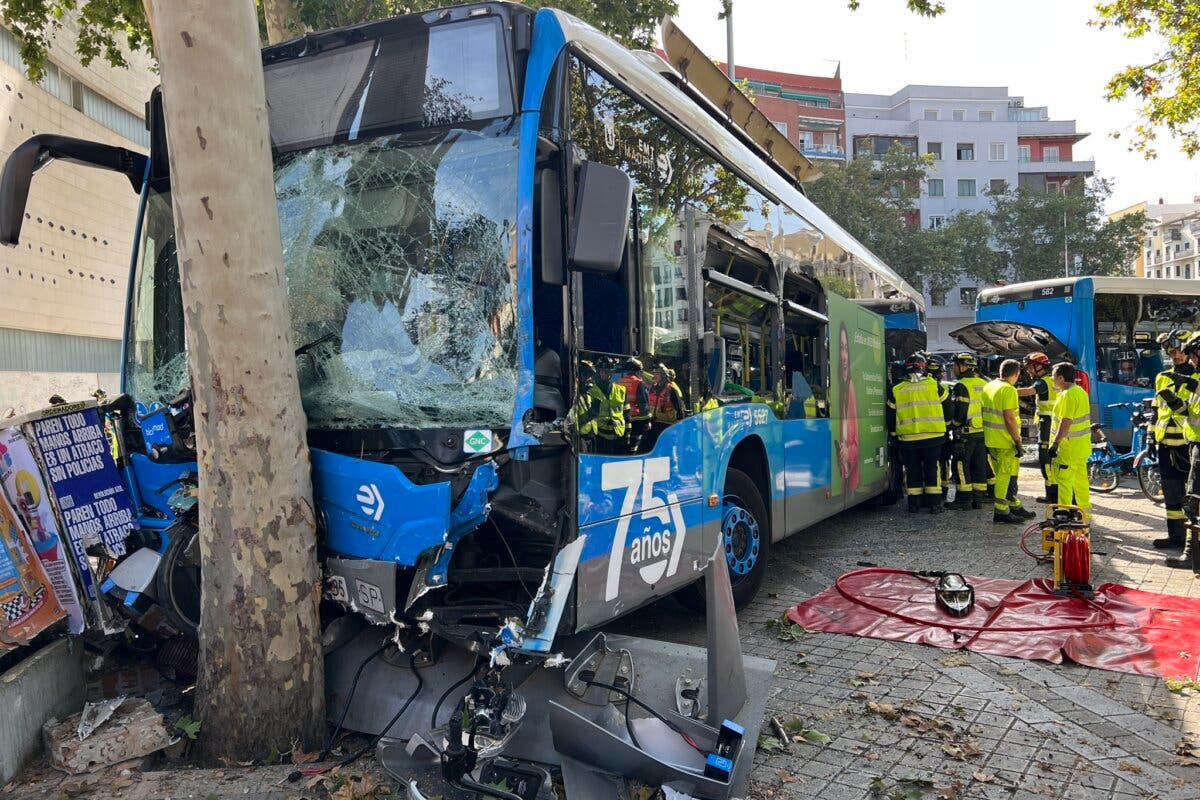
[43,698,172,774]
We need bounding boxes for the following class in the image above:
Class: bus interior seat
[533,345,565,419]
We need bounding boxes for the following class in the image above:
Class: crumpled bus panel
[310,447,451,563]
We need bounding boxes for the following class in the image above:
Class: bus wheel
[675,467,770,613]
[721,468,770,609]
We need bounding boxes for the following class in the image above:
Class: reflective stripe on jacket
[1154,368,1198,446]
[981,378,1019,450]
[1052,383,1091,461]
[888,377,946,442]
[958,376,987,433]
[577,382,627,438]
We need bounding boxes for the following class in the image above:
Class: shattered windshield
[278,121,521,430]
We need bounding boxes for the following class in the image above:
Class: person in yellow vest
[926,359,954,504]
[1170,331,1200,572]
[982,359,1036,524]
[574,358,627,454]
[1151,329,1197,553]
[616,357,652,453]
[887,353,947,514]
[1018,352,1058,504]
[1045,362,1091,511]
[646,364,685,450]
[947,353,990,510]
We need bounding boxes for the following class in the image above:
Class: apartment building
[846,85,1094,349]
[728,61,847,163]
[1112,199,1200,280]
[0,21,157,413]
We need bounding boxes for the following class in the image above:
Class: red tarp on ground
[787,569,1200,680]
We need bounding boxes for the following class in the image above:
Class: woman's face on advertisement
[839,328,850,380]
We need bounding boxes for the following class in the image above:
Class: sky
[669,0,1198,214]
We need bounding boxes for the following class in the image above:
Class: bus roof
[548,10,925,312]
[979,276,1193,303]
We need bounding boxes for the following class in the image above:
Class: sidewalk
[5,467,1198,799]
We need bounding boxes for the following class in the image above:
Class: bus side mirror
[568,161,632,274]
[0,134,147,246]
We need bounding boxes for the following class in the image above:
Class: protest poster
[22,401,136,558]
[0,426,86,633]
[0,491,65,648]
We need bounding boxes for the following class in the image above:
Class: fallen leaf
[1037,761,1054,771]
[850,672,880,687]
[757,734,787,754]
[936,781,963,800]
[776,769,800,783]
[849,691,868,701]
[865,750,880,761]
[972,772,996,783]
[869,776,887,796]
[939,654,970,667]
[795,728,832,746]
[996,667,1017,676]
[867,701,901,720]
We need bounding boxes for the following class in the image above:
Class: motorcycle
[1088,400,1163,503]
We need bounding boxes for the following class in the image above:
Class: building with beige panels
[0,19,157,415]
[1110,199,1200,280]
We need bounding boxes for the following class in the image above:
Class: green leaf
[798,728,832,745]
[756,733,786,753]
[174,714,201,740]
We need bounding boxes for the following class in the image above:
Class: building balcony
[1016,157,1094,174]
[802,144,846,160]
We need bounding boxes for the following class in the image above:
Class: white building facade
[845,85,1094,350]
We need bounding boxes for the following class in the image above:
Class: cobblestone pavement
[7,468,1199,800]
[618,466,1200,800]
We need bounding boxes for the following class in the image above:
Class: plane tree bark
[142,0,325,761]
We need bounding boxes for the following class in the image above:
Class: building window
[1018,144,1031,163]
[930,287,947,306]
[952,109,965,121]
[979,110,994,122]
[989,178,1007,195]
[928,215,946,229]
[772,120,788,137]
[1046,181,1060,193]
[956,142,974,161]
[960,287,978,306]
[957,179,976,197]
[927,141,942,160]
[924,109,939,121]
[989,142,1006,161]
[1044,146,1060,162]
[927,179,944,197]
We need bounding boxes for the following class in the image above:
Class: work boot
[907,500,920,514]
[1153,538,1183,550]
[1165,529,1200,572]
[993,512,1024,525]
[971,490,983,510]
[930,503,946,515]
[1010,505,1037,521]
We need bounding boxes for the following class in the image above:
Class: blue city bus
[953,277,1175,448]
[0,5,922,649]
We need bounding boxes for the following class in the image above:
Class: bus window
[784,311,827,419]
[1093,292,1195,387]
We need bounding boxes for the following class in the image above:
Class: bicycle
[1087,400,1162,503]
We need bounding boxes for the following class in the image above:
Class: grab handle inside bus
[0,134,147,246]
[568,160,633,275]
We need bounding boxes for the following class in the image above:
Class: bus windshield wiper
[295,331,336,357]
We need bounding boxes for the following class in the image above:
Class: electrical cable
[318,642,389,761]
[431,655,483,729]
[832,567,1116,633]
[584,679,705,753]
[1019,521,1052,563]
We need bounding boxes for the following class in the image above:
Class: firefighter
[983,359,1035,524]
[617,357,652,453]
[1018,352,1058,503]
[887,352,947,514]
[1046,362,1091,510]
[947,353,989,510]
[1151,329,1195,554]
[1171,331,1200,571]
[575,358,627,454]
[646,364,685,450]
[926,359,955,503]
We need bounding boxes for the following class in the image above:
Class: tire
[1088,461,1121,493]
[874,440,902,506]
[155,519,201,637]
[1138,463,1164,504]
[676,467,771,612]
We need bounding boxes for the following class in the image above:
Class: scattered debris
[1118,761,1143,775]
[768,716,791,751]
[764,616,806,642]
[849,671,880,687]
[939,654,970,667]
[971,772,997,783]
[866,701,901,721]
[1164,676,1200,695]
[75,697,126,740]
[44,698,173,774]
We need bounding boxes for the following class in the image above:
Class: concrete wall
[0,639,86,784]
[0,370,120,417]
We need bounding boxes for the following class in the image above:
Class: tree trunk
[262,0,304,44]
[142,0,325,762]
